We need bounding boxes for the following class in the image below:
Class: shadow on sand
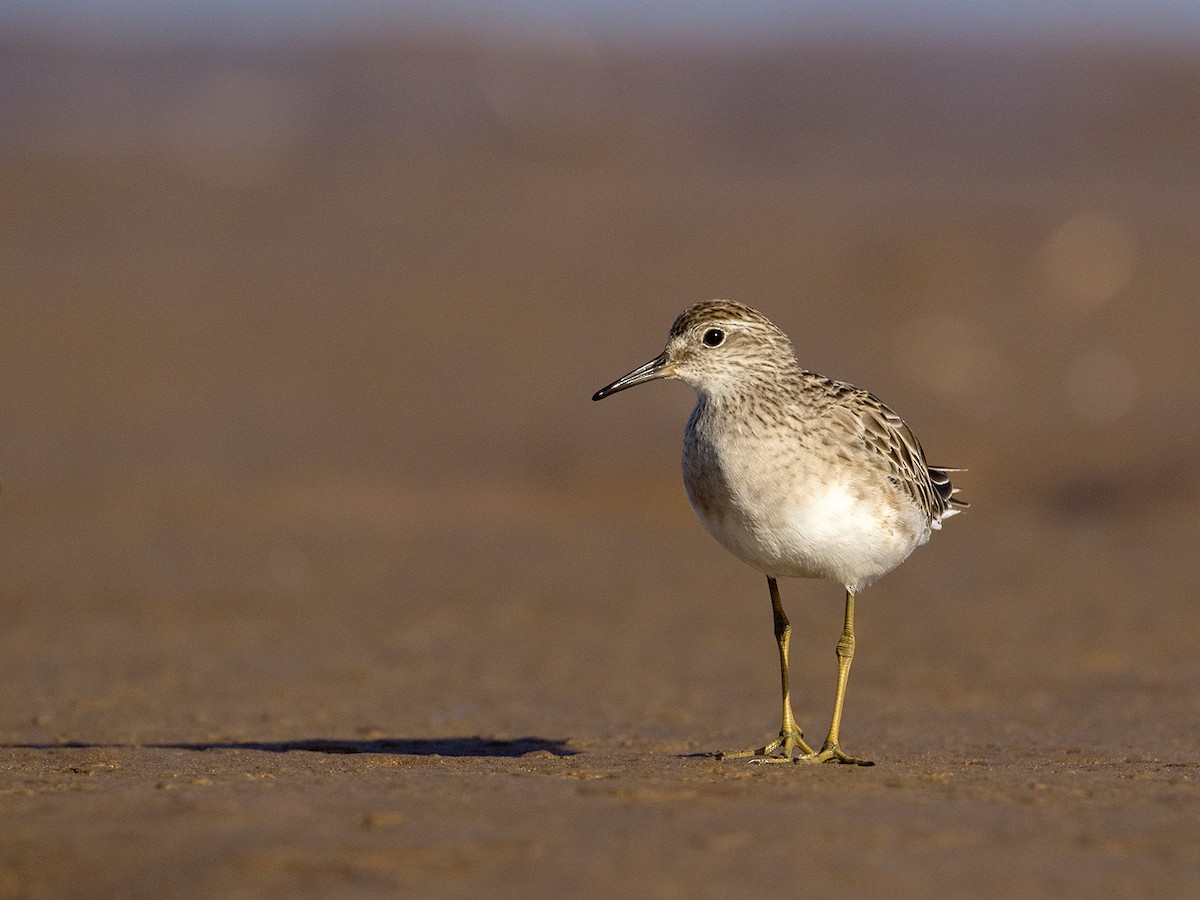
[8,736,579,757]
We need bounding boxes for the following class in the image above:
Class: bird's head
[592,300,796,401]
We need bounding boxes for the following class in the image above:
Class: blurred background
[2,0,1199,757]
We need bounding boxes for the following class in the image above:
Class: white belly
[686,466,928,590]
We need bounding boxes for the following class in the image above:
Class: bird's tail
[929,466,969,521]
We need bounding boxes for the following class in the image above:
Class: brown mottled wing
[804,372,968,521]
[856,399,942,519]
[829,388,966,521]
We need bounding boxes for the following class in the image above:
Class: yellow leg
[796,587,873,766]
[718,577,814,760]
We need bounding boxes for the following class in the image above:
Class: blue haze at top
[7,0,1200,39]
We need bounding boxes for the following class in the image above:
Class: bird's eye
[702,328,725,347]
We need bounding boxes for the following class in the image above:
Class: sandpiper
[593,300,967,764]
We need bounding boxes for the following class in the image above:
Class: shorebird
[592,300,967,764]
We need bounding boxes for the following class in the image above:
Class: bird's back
[682,371,966,589]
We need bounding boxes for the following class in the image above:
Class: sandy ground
[2,26,1200,898]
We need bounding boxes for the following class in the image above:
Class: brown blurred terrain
[2,22,1200,899]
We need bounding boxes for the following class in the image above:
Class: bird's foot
[793,739,874,766]
[715,727,814,762]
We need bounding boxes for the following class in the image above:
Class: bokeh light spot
[1041,213,1139,309]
